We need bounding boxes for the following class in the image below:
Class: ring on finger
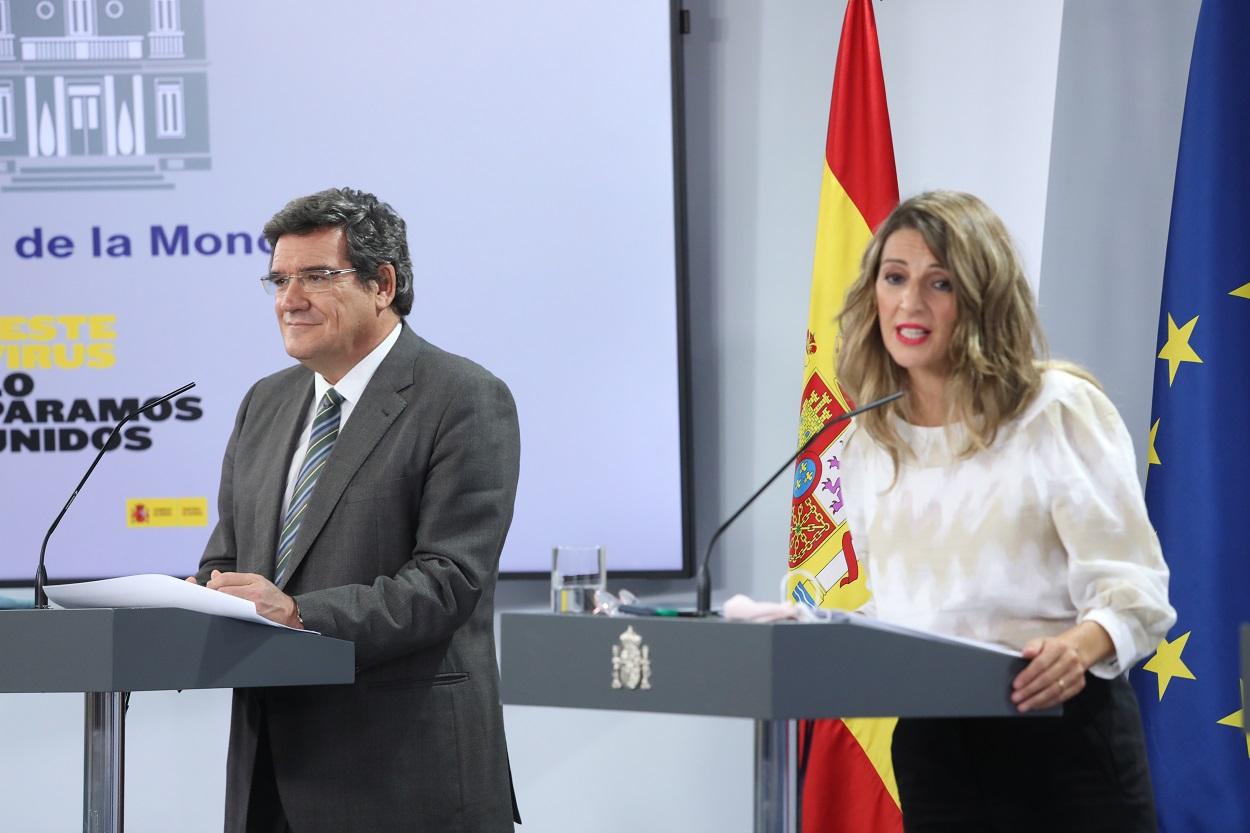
[1057,677,1066,692]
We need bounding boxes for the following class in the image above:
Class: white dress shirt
[279,323,402,522]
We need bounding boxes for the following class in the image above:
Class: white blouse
[841,369,1175,678]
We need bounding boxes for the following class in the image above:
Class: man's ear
[374,263,397,310]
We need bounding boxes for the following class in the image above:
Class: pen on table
[618,604,688,617]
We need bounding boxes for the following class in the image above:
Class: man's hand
[205,569,302,629]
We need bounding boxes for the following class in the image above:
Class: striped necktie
[275,387,344,585]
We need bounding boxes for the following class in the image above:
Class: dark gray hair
[263,187,414,317]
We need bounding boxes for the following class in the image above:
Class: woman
[835,191,1174,832]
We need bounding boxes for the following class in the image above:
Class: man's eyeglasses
[260,268,358,296]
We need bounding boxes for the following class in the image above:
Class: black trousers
[891,674,1157,833]
[245,703,294,833]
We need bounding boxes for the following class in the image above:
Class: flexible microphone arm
[34,381,197,609]
[693,390,902,617]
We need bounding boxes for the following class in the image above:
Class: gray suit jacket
[199,326,521,833]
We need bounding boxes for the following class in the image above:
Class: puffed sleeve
[1042,374,1176,678]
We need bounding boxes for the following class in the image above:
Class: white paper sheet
[43,574,310,631]
[811,609,1023,658]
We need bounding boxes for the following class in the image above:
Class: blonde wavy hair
[836,190,1058,473]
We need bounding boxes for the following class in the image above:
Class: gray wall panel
[1039,1,1200,482]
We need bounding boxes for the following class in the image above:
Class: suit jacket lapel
[254,376,314,579]
[275,327,419,590]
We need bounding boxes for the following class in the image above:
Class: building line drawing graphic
[0,0,209,192]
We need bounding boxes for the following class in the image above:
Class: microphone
[693,389,902,617]
[34,381,197,609]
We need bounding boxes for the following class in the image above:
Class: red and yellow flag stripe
[788,2,901,831]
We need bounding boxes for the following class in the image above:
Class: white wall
[0,2,1199,830]
[881,0,1065,288]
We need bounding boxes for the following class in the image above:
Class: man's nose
[278,280,309,309]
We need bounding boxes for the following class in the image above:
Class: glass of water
[550,545,606,613]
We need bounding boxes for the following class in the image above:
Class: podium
[0,607,354,833]
[500,613,1053,833]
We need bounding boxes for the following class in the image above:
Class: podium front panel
[1243,624,1249,735]
[500,613,1049,720]
[0,608,354,693]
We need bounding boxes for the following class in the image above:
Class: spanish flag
[787,1,901,831]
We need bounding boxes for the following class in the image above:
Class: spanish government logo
[611,626,652,691]
[0,0,209,192]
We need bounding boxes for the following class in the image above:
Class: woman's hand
[1011,621,1113,713]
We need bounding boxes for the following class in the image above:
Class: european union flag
[1130,0,1250,829]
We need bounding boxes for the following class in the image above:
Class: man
[194,187,521,833]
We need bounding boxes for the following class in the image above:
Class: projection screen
[0,0,691,584]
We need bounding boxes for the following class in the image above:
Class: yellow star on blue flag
[1157,313,1203,385]
[1215,681,1248,758]
[1142,630,1196,700]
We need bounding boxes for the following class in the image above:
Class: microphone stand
[34,382,196,609]
[693,390,902,617]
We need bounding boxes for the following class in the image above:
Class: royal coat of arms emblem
[610,625,652,690]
